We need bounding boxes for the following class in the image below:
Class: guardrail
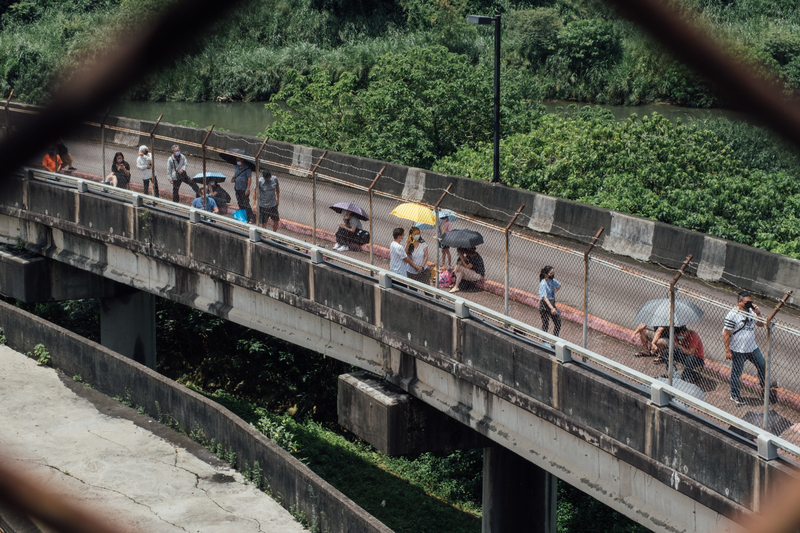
[20,166,800,462]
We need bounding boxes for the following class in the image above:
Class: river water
[109,99,750,137]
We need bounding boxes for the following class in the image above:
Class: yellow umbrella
[390,203,436,226]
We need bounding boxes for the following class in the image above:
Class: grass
[202,388,482,533]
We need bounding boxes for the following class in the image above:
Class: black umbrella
[440,229,484,248]
[330,202,368,221]
[730,410,793,439]
[219,148,255,171]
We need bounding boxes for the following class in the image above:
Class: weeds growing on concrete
[26,343,50,366]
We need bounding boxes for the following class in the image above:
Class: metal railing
[21,165,800,462]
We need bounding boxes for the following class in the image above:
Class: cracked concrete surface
[0,345,307,533]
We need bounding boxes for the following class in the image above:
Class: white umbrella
[634,298,704,327]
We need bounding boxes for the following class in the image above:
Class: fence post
[100,107,111,178]
[4,89,13,138]
[252,137,269,226]
[200,126,214,211]
[432,183,453,289]
[763,290,792,429]
[667,255,692,386]
[367,167,386,266]
[504,204,525,317]
[149,114,163,198]
[310,151,327,246]
[582,228,604,349]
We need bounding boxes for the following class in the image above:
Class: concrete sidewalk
[0,345,306,533]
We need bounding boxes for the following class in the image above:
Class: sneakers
[730,395,745,406]
[68,166,77,171]
[332,244,343,251]
[449,286,460,293]
[339,246,350,252]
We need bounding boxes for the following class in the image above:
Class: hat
[139,145,149,153]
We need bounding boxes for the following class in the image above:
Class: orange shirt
[42,154,63,173]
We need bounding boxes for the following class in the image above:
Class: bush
[763,30,800,66]
[556,18,622,73]
[433,107,800,257]
[506,8,562,67]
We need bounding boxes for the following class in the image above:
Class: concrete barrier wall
[9,101,800,302]
[0,300,391,533]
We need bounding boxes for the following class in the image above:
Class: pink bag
[438,269,453,288]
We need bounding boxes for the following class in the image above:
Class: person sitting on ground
[450,247,485,293]
[671,326,705,382]
[334,210,362,252]
[405,226,430,284]
[631,324,669,358]
[56,139,76,171]
[252,169,280,232]
[42,145,63,173]
[191,187,219,214]
[104,151,131,189]
[208,181,231,214]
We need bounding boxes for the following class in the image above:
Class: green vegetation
[433,106,800,257]
[26,342,50,366]
[2,0,799,106]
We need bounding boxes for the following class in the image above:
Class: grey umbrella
[729,410,792,440]
[743,410,792,436]
[633,298,704,327]
[656,375,704,409]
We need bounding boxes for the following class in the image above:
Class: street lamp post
[467,14,501,184]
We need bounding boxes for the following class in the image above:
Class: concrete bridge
[0,167,797,533]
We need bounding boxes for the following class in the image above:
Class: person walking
[538,265,562,337]
[253,169,280,232]
[168,144,200,202]
[233,156,254,224]
[136,145,153,195]
[723,291,767,405]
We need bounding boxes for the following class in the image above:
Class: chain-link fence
[15,110,800,444]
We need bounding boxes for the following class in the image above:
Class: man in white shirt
[389,227,414,276]
[723,291,766,405]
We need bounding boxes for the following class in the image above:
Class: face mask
[174,151,181,158]
[117,158,123,163]
[237,161,242,167]
[412,235,420,242]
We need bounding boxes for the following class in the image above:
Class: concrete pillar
[100,289,156,369]
[482,446,556,533]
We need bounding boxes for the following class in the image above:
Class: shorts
[259,206,280,223]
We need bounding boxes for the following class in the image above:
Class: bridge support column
[482,446,556,533]
[100,289,156,370]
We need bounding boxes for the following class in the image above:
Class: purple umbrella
[330,202,368,221]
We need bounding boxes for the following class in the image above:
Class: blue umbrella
[415,209,457,229]
[192,171,227,183]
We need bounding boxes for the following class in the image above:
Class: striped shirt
[723,308,758,353]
